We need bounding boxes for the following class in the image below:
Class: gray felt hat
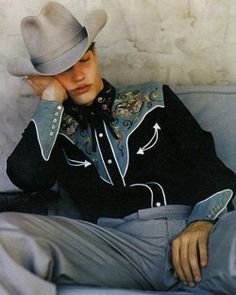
[7,1,107,76]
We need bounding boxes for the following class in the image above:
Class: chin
[71,94,95,106]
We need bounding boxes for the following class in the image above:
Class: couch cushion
[173,85,236,174]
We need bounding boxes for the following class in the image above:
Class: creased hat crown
[7,1,107,76]
[21,2,86,65]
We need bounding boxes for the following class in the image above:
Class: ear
[92,48,99,62]
[91,47,97,55]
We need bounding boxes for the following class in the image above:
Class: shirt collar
[63,79,116,130]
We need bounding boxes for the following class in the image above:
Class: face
[54,49,103,106]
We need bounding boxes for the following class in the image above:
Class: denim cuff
[187,189,234,224]
[31,100,64,161]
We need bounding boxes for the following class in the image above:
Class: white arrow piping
[137,123,161,155]
[63,150,92,168]
[124,104,165,177]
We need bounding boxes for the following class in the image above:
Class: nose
[71,62,85,82]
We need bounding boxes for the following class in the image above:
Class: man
[5,1,236,294]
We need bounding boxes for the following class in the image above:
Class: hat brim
[7,9,107,77]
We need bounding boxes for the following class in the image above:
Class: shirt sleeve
[7,100,65,192]
[163,85,236,223]
[31,100,64,161]
[187,189,234,223]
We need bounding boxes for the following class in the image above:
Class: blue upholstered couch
[1,85,236,294]
[56,85,236,294]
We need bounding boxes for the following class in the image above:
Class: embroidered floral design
[61,114,79,136]
[109,86,163,165]
[113,90,144,118]
[150,89,159,100]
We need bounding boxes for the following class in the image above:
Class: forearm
[7,74,68,192]
[7,121,59,192]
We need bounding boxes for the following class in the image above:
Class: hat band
[31,27,87,66]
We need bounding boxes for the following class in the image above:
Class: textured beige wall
[1,0,236,85]
[1,0,236,190]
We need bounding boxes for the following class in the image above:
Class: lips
[70,84,91,95]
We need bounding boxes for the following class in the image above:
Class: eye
[79,52,91,63]
[80,56,90,63]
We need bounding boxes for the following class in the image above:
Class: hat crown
[7,1,107,76]
[21,1,86,60]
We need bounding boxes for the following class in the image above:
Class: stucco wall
[1,0,236,190]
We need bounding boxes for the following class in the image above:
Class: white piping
[197,189,233,220]
[214,190,233,220]
[137,123,161,154]
[103,121,126,187]
[31,119,46,160]
[58,132,76,145]
[124,104,165,177]
[62,150,91,167]
[197,188,233,205]
[146,181,167,205]
[31,112,62,161]
[100,176,111,184]
[65,157,83,164]
[60,130,114,185]
[130,183,154,207]
[94,129,113,186]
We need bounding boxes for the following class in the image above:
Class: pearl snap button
[57,105,62,110]
[107,159,112,164]
[155,202,161,207]
[99,133,104,138]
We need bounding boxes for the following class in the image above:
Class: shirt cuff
[187,188,234,224]
[31,100,64,161]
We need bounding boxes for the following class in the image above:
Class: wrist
[187,220,214,230]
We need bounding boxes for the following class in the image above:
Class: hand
[172,220,213,286]
[26,76,67,103]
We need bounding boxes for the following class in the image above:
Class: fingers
[172,235,196,286]
[172,221,213,287]
[25,75,59,98]
[25,76,41,95]
[198,234,208,268]
[188,237,202,283]
[26,77,41,96]
[172,238,186,283]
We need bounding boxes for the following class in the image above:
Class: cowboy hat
[7,1,107,76]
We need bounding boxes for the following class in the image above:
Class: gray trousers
[0,205,234,295]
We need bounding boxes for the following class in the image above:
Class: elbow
[6,155,55,192]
